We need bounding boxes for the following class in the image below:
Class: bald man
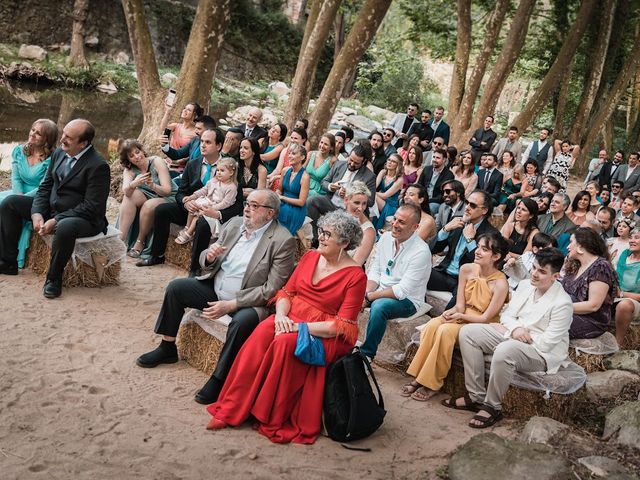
[0,119,110,298]
[235,107,267,141]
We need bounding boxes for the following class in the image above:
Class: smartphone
[163,128,172,138]
[165,89,177,107]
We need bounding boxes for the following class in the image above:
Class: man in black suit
[469,116,497,162]
[476,153,503,208]
[428,190,498,307]
[235,107,267,141]
[407,109,434,151]
[417,147,454,215]
[136,128,243,269]
[0,119,110,298]
[594,149,624,190]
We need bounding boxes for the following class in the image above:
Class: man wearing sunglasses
[434,180,466,233]
[388,103,420,149]
[424,137,446,167]
[428,190,498,308]
[608,181,624,210]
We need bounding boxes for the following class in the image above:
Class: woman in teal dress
[305,133,336,197]
[0,119,58,268]
[260,123,287,174]
[497,163,524,215]
[278,144,310,235]
[374,154,404,231]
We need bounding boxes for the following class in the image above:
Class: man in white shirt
[444,248,572,428]
[361,204,432,359]
[522,128,554,173]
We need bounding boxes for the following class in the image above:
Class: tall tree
[69,0,90,67]
[307,0,392,146]
[511,0,598,132]
[447,0,471,121]
[284,0,342,129]
[569,0,616,143]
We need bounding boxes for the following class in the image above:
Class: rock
[60,45,71,54]
[604,350,640,374]
[218,118,228,125]
[18,45,47,61]
[96,82,118,94]
[268,81,290,97]
[519,416,570,445]
[260,109,278,128]
[448,433,571,480]
[603,401,640,449]
[161,72,178,85]
[577,456,629,478]
[339,106,357,116]
[84,35,99,47]
[113,51,130,65]
[585,370,640,401]
[345,115,378,134]
[365,105,396,122]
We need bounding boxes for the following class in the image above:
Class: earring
[338,247,343,263]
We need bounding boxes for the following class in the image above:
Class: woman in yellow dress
[402,231,510,401]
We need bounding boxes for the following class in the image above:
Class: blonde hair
[217,157,238,185]
[23,119,58,158]
[385,153,404,180]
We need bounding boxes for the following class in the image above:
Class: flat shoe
[206,417,227,430]
[469,405,503,429]
[400,382,420,397]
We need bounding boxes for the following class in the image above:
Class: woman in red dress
[206,210,367,444]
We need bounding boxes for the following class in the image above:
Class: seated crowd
[0,101,639,442]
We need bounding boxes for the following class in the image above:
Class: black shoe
[136,256,165,267]
[0,261,18,275]
[194,375,223,405]
[136,341,178,368]
[43,279,62,299]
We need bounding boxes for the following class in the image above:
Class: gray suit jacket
[612,164,640,192]
[320,160,377,207]
[198,217,297,320]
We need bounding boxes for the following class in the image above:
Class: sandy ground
[0,257,520,480]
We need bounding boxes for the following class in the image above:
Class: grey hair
[253,188,281,215]
[317,210,363,250]
[555,192,571,209]
[345,180,371,199]
[630,227,640,236]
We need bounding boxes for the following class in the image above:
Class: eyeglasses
[385,259,395,276]
[467,202,485,210]
[612,185,621,189]
[442,188,453,194]
[243,201,274,211]
[318,228,332,239]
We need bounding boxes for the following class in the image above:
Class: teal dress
[0,145,51,268]
[374,177,400,231]
[278,167,307,235]
[306,152,332,197]
[262,144,281,174]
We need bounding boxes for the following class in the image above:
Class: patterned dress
[547,152,572,191]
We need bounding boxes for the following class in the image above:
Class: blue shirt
[436,221,482,276]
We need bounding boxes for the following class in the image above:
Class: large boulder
[585,370,640,401]
[519,416,570,445]
[603,401,640,450]
[96,81,118,94]
[365,105,396,123]
[345,115,379,134]
[577,456,630,478]
[448,433,571,480]
[604,350,640,375]
[18,45,47,61]
[268,81,290,98]
[113,51,130,65]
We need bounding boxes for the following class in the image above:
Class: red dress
[206,251,366,444]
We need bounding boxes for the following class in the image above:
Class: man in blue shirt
[160,115,217,175]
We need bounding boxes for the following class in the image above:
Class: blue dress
[374,177,400,230]
[278,167,306,235]
[0,145,51,268]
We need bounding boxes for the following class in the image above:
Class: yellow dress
[406,264,506,390]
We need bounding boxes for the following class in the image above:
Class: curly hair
[318,210,363,251]
[119,139,147,169]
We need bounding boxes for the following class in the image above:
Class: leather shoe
[194,375,223,405]
[0,261,18,275]
[43,279,62,299]
[136,342,178,368]
[136,256,165,267]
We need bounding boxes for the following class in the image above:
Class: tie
[202,163,213,184]
[245,128,253,138]
[61,156,74,180]
[484,170,491,187]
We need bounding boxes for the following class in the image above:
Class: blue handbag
[294,323,326,366]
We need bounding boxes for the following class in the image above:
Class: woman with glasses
[205,211,366,444]
[277,144,310,236]
[403,231,509,401]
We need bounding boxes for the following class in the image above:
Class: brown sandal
[441,393,480,412]
[411,387,439,402]
[400,381,420,397]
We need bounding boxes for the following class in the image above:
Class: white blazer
[500,280,573,374]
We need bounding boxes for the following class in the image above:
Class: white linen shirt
[367,232,432,310]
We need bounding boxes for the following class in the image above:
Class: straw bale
[176,321,223,375]
[621,325,640,351]
[165,234,192,271]
[26,233,120,287]
[568,350,606,373]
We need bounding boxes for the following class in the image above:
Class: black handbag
[323,347,386,442]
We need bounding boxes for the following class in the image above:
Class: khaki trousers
[458,324,546,410]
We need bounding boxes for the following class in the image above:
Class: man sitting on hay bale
[0,119,110,299]
[136,189,296,405]
[442,248,572,428]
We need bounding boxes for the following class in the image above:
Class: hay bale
[295,235,308,263]
[569,350,606,373]
[26,232,121,287]
[165,234,192,271]
[176,321,223,375]
[621,324,640,350]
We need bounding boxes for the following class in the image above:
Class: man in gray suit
[306,142,376,245]
[136,189,296,404]
[612,152,640,193]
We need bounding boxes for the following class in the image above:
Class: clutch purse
[294,323,326,366]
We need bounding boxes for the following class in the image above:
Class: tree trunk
[554,56,575,138]
[511,0,597,133]
[451,0,535,148]
[334,11,346,61]
[173,0,232,111]
[579,31,640,166]
[121,0,165,147]
[307,0,392,146]
[447,0,471,122]
[569,0,615,143]
[68,0,89,68]
[603,118,615,154]
[284,0,342,129]
[451,0,508,137]
[300,0,321,55]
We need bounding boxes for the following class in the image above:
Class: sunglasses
[467,202,485,210]
[385,259,395,276]
[443,188,453,194]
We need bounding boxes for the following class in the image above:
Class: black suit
[236,123,268,141]
[594,161,621,189]
[417,166,454,204]
[476,168,503,207]
[148,156,243,268]
[428,218,498,308]
[0,145,110,280]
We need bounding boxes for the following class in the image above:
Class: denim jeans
[361,297,416,358]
